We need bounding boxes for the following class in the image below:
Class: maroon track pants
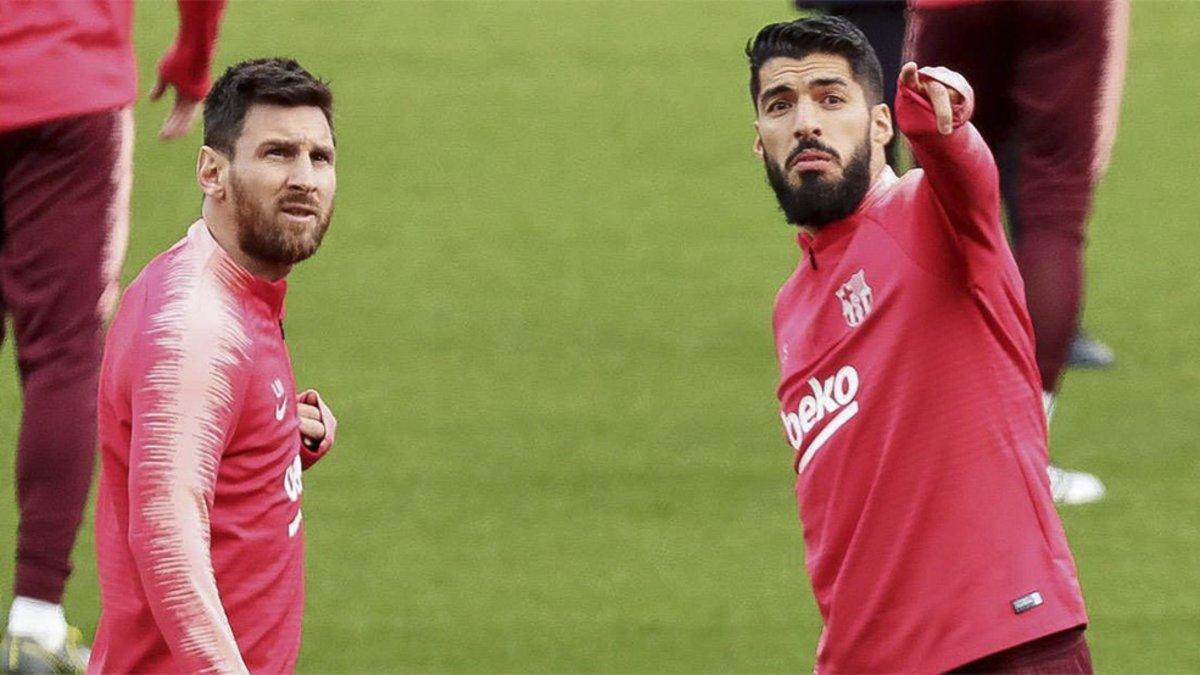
[0,107,131,603]
[907,0,1127,392]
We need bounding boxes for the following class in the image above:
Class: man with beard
[748,17,1090,672]
[90,58,338,674]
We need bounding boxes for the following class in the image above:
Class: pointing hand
[899,62,964,136]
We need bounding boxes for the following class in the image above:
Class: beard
[763,130,872,229]
[229,172,333,267]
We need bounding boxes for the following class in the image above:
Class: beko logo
[779,365,861,473]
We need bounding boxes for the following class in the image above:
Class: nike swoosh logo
[275,401,287,421]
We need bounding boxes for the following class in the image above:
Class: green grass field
[2,1,1198,671]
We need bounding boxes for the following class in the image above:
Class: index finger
[925,80,954,134]
[899,62,921,92]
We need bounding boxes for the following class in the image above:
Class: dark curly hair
[203,57,333,156]
[746,16,883,108]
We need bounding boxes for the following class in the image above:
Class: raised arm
[895,62,1004,256]
[126,300,250,674]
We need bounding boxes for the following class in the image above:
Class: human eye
[264,145,292,158]
[822,93,846,107]
[766,99,792,114]
[311,150,333,164]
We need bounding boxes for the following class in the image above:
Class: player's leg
[0,107,132,669]
[1066,0,1128,371]
[905,0,1019,160]
[907,0,1029,230]
[1009,0,1125,504]
[1010,0,1120,395]
[1,133,7,352]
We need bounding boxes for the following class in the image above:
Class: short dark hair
[203,57,334,156]
[746,16,883,109]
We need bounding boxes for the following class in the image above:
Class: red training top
[91,220,336,674]
[0,0,225,133]
[772,68,1087,673]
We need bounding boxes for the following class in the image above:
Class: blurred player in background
[89,58,338,674]
[908,0,1130,504]
[747,17,1090,671]
[0,1,225,670]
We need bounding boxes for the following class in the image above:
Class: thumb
[149,78,166,101]
[297,389,319,405]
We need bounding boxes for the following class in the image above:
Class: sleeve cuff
[157,54,212,101]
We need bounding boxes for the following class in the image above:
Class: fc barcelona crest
[835,269,873,328]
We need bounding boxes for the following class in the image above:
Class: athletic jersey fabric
[91,220,335,673]
[0,0,225,133]
[772,69,1087,672]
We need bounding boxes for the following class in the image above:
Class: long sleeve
[895,67,1005,259]
[157,0,227,101]
[125,280,251,675]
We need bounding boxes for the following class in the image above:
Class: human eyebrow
[810,77,850,90]
[258,139,299,154]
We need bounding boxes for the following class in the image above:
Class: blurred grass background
[1,1,1197,671]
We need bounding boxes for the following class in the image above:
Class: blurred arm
[152,0,227,139]
[157,0,227,101]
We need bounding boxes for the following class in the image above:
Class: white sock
[7,596,67,653]
[1042,390,1057,424]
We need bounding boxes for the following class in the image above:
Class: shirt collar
[188,219,288,320]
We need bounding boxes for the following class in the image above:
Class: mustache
[277,195,321,210]
[278,195,319,205]
[784,139,842,169]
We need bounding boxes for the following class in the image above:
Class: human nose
[287,155,317,192]
[792,100,821,139]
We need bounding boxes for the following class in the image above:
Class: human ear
[197,146,229,201]
[871,103,894,148]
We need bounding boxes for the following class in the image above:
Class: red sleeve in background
[156,0,227,101]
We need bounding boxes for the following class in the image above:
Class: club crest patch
[835,269,873,328]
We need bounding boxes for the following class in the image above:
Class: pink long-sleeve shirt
[0,0,225,133]
[92,220,335,674]
[773,69,1087,672]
